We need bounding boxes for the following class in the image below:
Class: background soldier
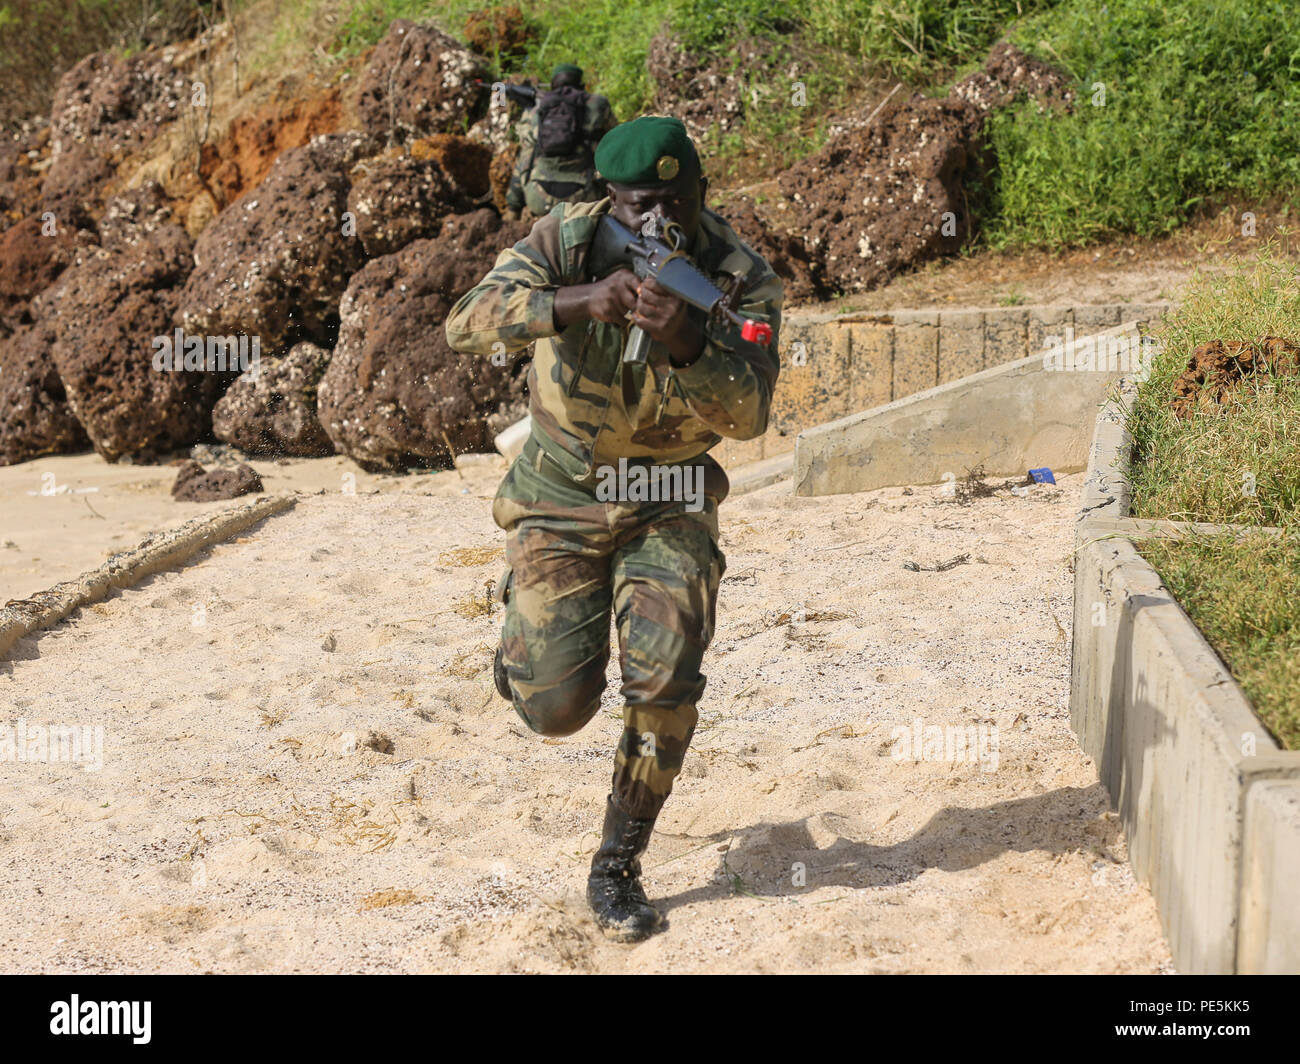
[446,116,783,942]
[504,63,615,221]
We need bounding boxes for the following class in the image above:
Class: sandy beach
[0,460,1172,973]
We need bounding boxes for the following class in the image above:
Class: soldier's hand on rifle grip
[554,270,640,329]
[635,277,705,365]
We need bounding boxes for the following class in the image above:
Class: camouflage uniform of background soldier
[505,63,616,220]
[446,116,783,942]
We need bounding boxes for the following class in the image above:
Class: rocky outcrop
[736,42,1072,298]
[952,41,1076,115]
[0,315,90,466]
[346,152,462,257]
[410,135,492,202]
[96,180,175,251]
[316,209,530,471]
[0,215,92,328]
[171,459,263,501]
[42,50,188,229]
[42,222,212,461]
[719,197,826,304]
[778,92,985,295]
[212,341,334,456]
[0,125,49,232]
[178,133,370,353]
[355,20,490,144]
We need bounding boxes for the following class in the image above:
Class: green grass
[1142,531,1300,749]
[984,0,1300,248]
[1129,245,1300,526]
[1128,245,1300,748]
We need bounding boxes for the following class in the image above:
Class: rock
[720,40,1073,301]
[42,222,215,462]
[0,215,92,328]
[48,50,188,159]
[355,20,490,144]
[346,153,461,257]
[1170,337,1300,419]
[952,41,1076,115]
[178,133,370,353]
[171,459,263,501]
[40,142,114,231]
[719,196,826,304]
[212,341,335,456]
[488,143,518,213]
[0,315,90,466]
[96,180,174,251]
[410,135,492,200]
[316,209,531,471]
[42,50,188,229]
[777,91,986,294]
[0,124,48,232]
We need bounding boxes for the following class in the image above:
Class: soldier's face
[607,175,707,246]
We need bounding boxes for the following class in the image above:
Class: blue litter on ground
[1028,467,1056,484]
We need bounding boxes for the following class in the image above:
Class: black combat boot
[493,644,511,701]
[587,794,664,942]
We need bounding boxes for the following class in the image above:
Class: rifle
[476,80,537,109]
[590,213,774,363]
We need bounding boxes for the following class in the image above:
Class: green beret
[551,63,583,82]
[595,116,700,187]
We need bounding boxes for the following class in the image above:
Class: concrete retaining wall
[791,322,1147,497]
[713,302,1171,470]
[1070,384,1300,973]
[1239,781,1300,973]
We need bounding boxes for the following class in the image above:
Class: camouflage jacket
[445,197,784,485]
[507,93,616,208]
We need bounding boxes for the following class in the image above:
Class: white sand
[0,465,1172,973]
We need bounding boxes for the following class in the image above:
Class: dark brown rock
[0,124,48,232]
[952,42,1076,115]
[171,459,263,501]
[355,20,490,144]
[0,215,92,328]
[316,209,531,471]
[178,133,370,353]
[0,315,90,466]
[40,142,114,231]
[778,92,985,295]
[212,341,335,456]
[718,197,826,304]
[97,180,175,251]
[346,152,461,257]
[42,222,215,462]
[42,50,188,229]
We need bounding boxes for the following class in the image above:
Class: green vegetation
[1129,246,1300,748]
[1142,532,1300,749]
[1129,246,1300,526]
[7,0,1300,251]
[986,0,1300,248]
[0,0,209,125]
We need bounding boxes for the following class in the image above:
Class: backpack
[535,85,589,157]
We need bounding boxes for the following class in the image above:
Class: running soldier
[446,116,783,941]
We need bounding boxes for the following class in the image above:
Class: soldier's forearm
[552,284,597,330]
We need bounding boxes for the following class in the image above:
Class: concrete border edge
[0,493,297,661]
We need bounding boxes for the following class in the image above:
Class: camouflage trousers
[491,433,728,819]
